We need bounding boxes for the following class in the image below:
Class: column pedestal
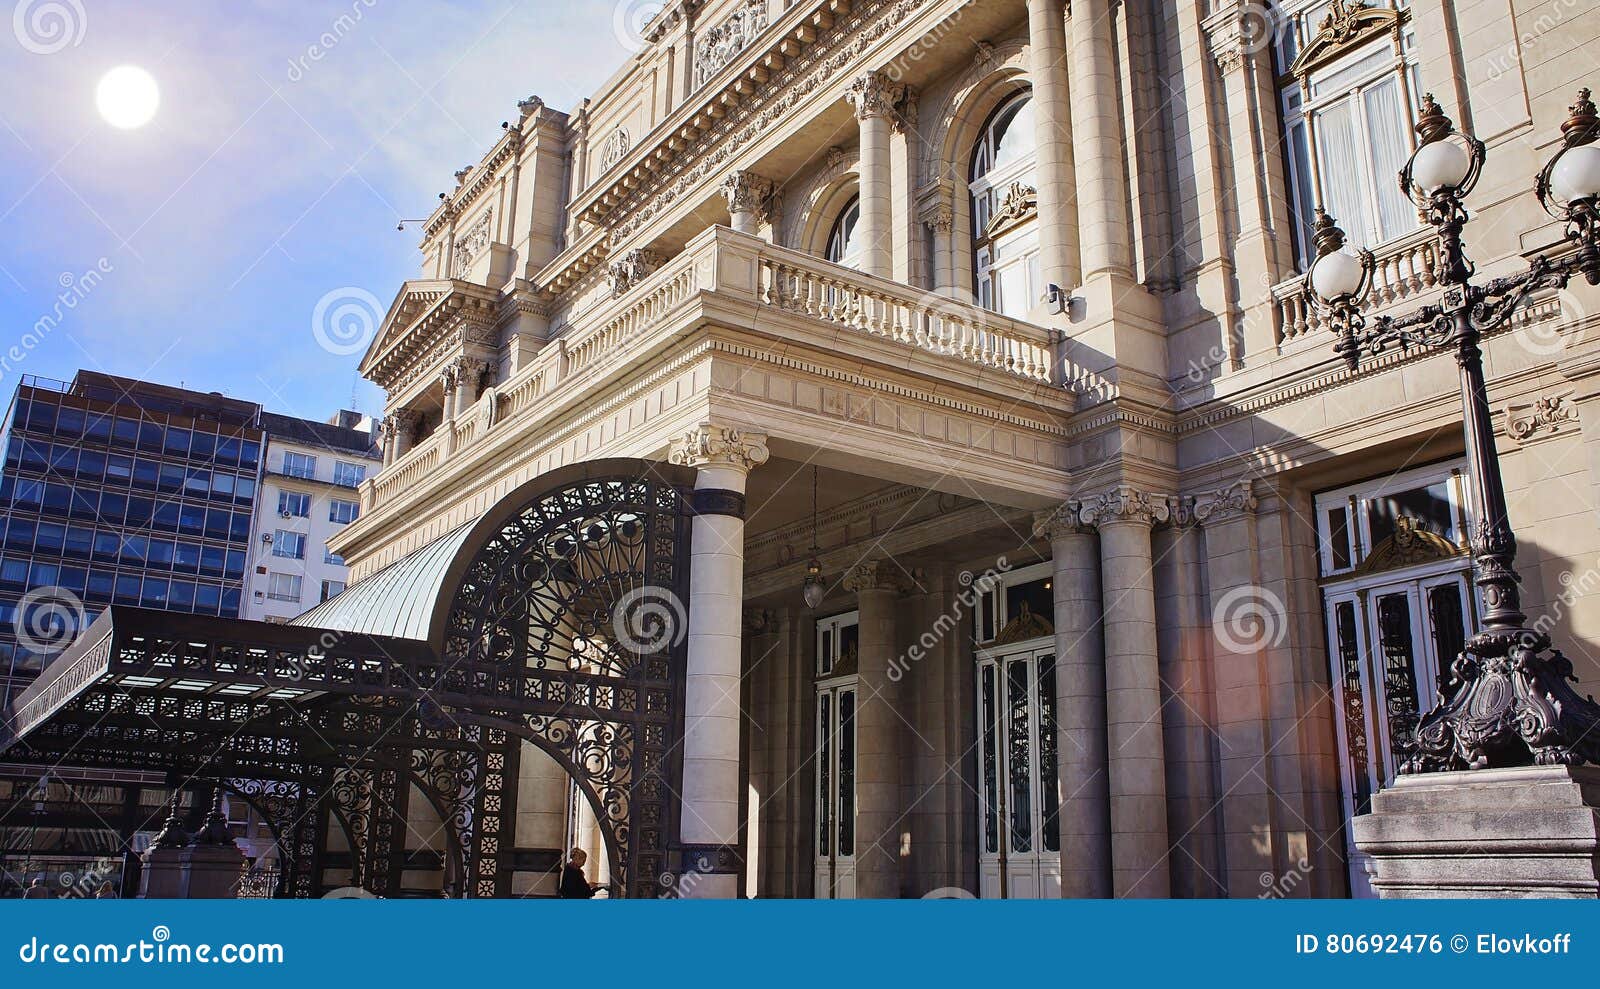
[1353,766,1600,898]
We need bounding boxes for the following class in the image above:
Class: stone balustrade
[1271,227,1442,348]
[365,225,1059,508]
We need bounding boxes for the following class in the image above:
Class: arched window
[825,196,862,268]
[969,92,1039,317]
[1275,0,1421,270]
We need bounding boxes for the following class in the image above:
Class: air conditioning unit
[280,510,293,519]
[261,533,273,544]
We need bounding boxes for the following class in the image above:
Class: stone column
[920,199,955,296]
[1192,482,1276,897]
[845,71,903,279]
[1069,0,1133,283]
[390,409,420,460]
[846,558,907,898]
[380,417,395,466]
[889,89,919,285]
[722,170,774,236]
[668,422,769,898]
[454,356,488,413]
[1035,505,1111,897]
[759,608,798,896]
[1027,0,1080,295]
[1079,485,1170,898]
[439,365,459,456]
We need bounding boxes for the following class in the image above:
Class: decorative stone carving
[668,422,771,473]
[516,94,544,122]
[972,40,997,71]
[742,608,778,635]
[607,248,663,297]
[892,87,919,135]
[1351,516,1467,577]
[843,558,911,594]
[1288,0,1397,77]
[994,600,1054,645]
[694,0,769,90]
[1032,504,1092,541]
[920,200,954,233]
[1077,485,1172,528]
[986,182,1037,235]
[845,70,905,121]
[721,170,774,221]
[1191,481,1258,524]
[454,165,474,186]
[452,211,493,277]
[600,128,631,172]
[1505,393,1578,444]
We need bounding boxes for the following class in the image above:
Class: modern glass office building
[0,372,264,706]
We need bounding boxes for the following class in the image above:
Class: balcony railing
[1272,227,1441,348]
[366,226,1059,510]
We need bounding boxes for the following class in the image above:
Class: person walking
[558,848,599,899]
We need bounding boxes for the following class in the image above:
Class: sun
[95,66,160,130]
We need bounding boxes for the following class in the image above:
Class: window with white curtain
[1276,0,1420,270]
[969,91,1039,318]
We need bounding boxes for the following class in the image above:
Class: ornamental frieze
[1505,393,1579,445]
[694,0,770,90]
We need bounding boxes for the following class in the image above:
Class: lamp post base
[1403,627,1600,772]
[1351,764,1600,898]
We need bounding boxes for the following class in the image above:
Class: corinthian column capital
[1033,503,1094,541]
[846,70,905,121]
[843,558,912,595]
[721,170,775,218]
[668,421,771,473]
[1077,485,1172,528]
[1191,481,1258,525]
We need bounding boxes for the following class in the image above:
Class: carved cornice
[846,70,905,120]
[1191,481,1258,525]
[1076,485,1172,528]
[668,422,771,473]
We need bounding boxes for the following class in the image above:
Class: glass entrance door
[975,642,1060,898]
[813,676,856,899]
[1325,572,1471,896]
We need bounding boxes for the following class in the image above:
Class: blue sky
[0,0,629,425]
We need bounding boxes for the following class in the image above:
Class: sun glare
[95,65,160,130]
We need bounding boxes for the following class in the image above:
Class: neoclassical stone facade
[330,0,1600,897]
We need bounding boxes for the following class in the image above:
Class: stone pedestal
[1352,765,1600,898]
[139,844,247,899]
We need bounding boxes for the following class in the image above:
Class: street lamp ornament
[1309,91,1600,773]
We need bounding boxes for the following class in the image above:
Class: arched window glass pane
[825,197,861,267]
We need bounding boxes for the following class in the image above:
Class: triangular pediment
[358,279,501,392]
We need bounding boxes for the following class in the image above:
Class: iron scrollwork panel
[438,474,693,898]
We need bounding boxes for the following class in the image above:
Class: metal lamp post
[1305,89,1600,773]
